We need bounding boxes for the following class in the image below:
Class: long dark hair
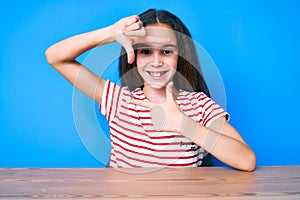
[118,9,210,97]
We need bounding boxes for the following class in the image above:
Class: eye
[138,49,151,55]
[162,49,174,55]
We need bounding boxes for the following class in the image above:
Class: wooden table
[0,166,299,199]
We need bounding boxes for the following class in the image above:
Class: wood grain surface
[0,166,299,199]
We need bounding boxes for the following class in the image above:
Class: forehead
[137,23,177,46]
[145,24,175,38]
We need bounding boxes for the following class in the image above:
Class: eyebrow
[134,43,177,49]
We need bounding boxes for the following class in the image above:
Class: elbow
[240,151,257,172]
[45,45,61,67]
[45,46,55,66]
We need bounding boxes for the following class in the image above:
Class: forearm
[45,26,114,66]
[130,83,256,171]
[180,114,256,171]
[45,15,143,103]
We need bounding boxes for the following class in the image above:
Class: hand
[111,15,145,64]
[129,82,183,132]
[111,15,171,64]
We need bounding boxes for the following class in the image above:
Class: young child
[45,9,256,171]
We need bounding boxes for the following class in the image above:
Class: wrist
[104,25,116,43]
[179,115,221,153]
[93,26,115,46]
[179,114,199,140]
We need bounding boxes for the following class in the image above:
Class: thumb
[166,81,175,102]
[123,43,135,64]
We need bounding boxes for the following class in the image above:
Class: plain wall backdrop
[1,0,299,167]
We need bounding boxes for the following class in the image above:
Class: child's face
[136,23,178,89]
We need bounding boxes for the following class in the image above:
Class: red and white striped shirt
[100,80,227,168]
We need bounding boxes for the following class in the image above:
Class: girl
[45,9,256,171]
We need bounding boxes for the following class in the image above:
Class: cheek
[136,63,145,78]
[136,55,147,68]
[168,56,178,70]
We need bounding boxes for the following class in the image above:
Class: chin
[145,81,168,89]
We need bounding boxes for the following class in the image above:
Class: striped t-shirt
[100,80,227,168]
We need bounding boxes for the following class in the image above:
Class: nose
[151,52,163,68]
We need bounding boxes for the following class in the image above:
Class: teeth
[151,72,162,77]
[149,72,165,77]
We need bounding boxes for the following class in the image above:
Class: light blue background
[1,0,299,167]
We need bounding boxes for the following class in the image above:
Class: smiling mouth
[147,71,168,78]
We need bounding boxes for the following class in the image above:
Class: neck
[143,84,166,103]
[143,83,179,104]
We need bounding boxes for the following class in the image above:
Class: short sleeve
[100,80,123,123]
[199,93,229,127]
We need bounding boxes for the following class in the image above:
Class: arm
[130,82,256,172]
[45,15,144,103]
[181,115,256,172]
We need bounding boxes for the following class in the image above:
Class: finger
[122,40,135,64]
[127,49,135,64]
[124,28,146,37]
[166,82,175,102]
[151,105,166,131]
[124,15,139,27]
[134,35,171,45]
[147,35,171,43]
[128,99,152,108]
[125,21,143,31]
